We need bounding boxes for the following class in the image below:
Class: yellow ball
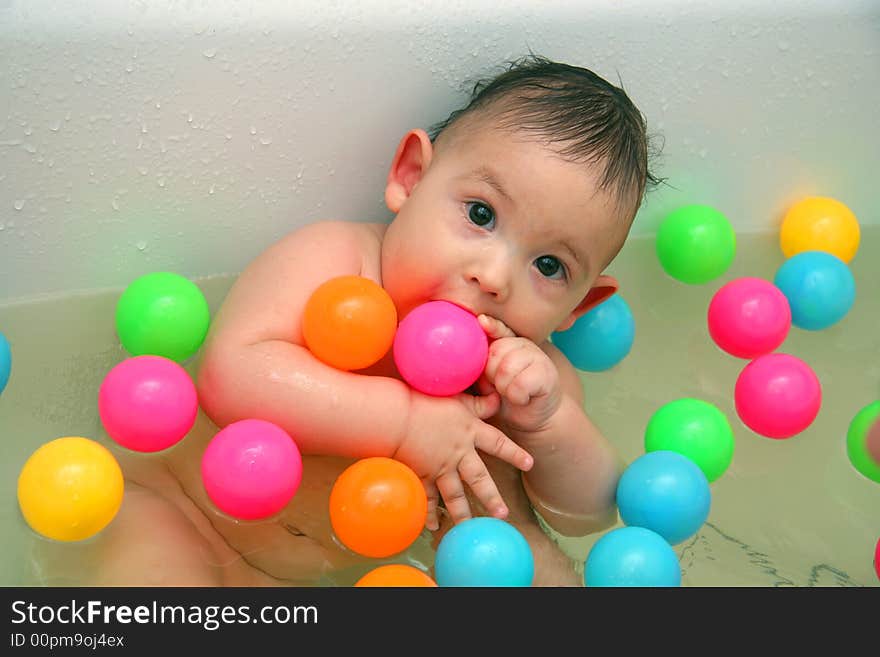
[779,196,860,263]
[17,436,124,542]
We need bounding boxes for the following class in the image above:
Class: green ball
[115,272,211,363]
[846,401,880,484]
[644,398,735,482]
[656,204,737,284]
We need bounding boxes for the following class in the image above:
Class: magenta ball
[393,300,488,396]
[734,353,821,439]
[201,419,303,521]
[99,355,198,452]
[708,277,791,359]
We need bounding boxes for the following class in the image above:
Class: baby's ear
[385,129,434,213]
[556,275,619,332]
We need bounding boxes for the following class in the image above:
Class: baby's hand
[394,390,533,531]
[478,314,563,434]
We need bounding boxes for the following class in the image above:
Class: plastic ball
[644,398,735,482]
[302,275,398,371]
[773,251,855,331]
[98,355,198,453]
[329,457,427,558]
[17,436,124,542]
[617,450,711,545]
[434,517,534,587]
[874,537,880,582]
[867,417,880,466]
[584,526,681,587]
[551,294,634,372]
[0,330,10,395]
[354,564,438,587]
[201,419,303,521]
[846,401,880,484]
[393,300,488,396]
[116,272,211,363]
[780,196,860,263]
[734,353,821,439]
[707,277,791,359]
[656,204,737,285]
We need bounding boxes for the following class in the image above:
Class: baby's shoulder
[274,219,386,268]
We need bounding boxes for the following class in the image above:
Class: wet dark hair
[429,54,663,217]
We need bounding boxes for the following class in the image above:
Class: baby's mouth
[432,298,480,317]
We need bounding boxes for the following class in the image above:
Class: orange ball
[355,564,438,587]
[779,196,860,263]
[329,457,427,558]
[302,275,398,371]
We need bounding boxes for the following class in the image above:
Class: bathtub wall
[2,0,878,300]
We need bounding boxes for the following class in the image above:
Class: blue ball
[551,293,635,372]
[616,450,711,545]
[585,526,681,587]
[773,250,855,331]
[0,331,10,396]
[434,517,534,587]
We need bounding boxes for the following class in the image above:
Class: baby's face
[381,125,626,344]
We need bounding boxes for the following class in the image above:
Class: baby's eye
[534,255,565,280]
[466,202,495,228]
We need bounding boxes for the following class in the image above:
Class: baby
[36,55,658,587]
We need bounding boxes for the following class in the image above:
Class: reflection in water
[679,522,860,587]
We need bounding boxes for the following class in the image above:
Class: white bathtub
[1,1,879,588]
[1,0,878,300]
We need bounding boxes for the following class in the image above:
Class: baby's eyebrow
[558,241,584,268]
[464,166,514,206]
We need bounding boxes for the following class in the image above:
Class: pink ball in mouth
[393,300,488,396]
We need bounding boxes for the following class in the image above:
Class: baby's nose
[466,252,511,301]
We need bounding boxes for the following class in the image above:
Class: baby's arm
[197,221,532,529]
[516,357,622,537]
[479,315,622,537]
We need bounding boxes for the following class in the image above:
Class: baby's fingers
[478,314,517,340]
[436,472,472,525]
[422,478,441,531]
[476,424,533,471]
[458,451,509,521]
[458,389,501,420]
